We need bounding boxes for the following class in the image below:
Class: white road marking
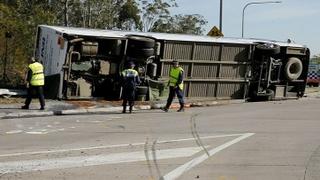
[109,116,122,119]
[161,133,255,180]
[25,131,48,135]
[25,129,49,135]
[5,128,66,136]
[0,133,246,158]
[0,147,204,174]
[5,130,23,134]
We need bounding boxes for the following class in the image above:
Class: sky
[171,0,320,56]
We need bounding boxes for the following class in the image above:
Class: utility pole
[219,0,223,33]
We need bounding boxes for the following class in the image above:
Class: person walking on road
[21,57,45,110]
[161,60,185,112]
[121,61,140,113]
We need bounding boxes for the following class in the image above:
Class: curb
[55,107,125,115]
[1,106,152,119]
[4,111,54,119]
[1,99,245,119]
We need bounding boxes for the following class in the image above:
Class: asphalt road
[0,98,320,180]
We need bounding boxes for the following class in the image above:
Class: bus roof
[39,25,305,48]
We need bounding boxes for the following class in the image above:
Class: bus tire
[136,86,148,95]
[285,57,303,80]
[127,36,155,48]
[266,89,275,101]
[256,43,280,55]
[127,48,155,58]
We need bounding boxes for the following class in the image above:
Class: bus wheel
[136,86,148,95]
[266,89,275,101]
[285,57,303,80]
[127,48,155,58]
[127,36,155,48]
[255,43,280,55]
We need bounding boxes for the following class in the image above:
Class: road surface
[1,98,320,180]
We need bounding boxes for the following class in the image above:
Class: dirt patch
[96,100,150,106]
[0,97,25,104]
[305,87,320,93]
[66,100,151,108]
[0,97,151,108]
[66,101,97,108]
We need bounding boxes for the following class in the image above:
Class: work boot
[122,106,126,113]
[177,107,185,112]
[40,107,45,110]
[177,103,185,112]
[129,106,133,113]
[160,107,168,112]
[21,105,29,109]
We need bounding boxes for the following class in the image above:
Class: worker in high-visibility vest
[21,57,45,110]
[121,61,140,113]
[161,60,185,112]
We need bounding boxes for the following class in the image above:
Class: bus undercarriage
[36,26,310,101]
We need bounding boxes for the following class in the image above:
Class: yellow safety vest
[169,67,184,90]
[29,62,44,86]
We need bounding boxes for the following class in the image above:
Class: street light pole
[241,1,282,38]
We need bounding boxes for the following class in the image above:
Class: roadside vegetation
[0,0,207,88]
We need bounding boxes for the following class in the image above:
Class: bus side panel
[159,41,251,100]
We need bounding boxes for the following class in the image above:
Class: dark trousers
[165,86,184,108]
[122,88,135,113]
[122,99,134,112]
[24,86,45,108]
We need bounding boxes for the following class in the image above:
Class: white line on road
[161,133,255,180]
[0,147,205,174]
[5,130,23,134]
[0,133,246,158]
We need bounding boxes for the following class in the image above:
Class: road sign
[207,26,224,37]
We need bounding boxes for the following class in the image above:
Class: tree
[118,0,142,30]
[151,14,207,35]
[49,0,79,27]
[0,1,56,86]
[0,0,17,6]
[67,0,125,29]
[84,0,124,29]
[139,0,177,32]
[63,0,69,26]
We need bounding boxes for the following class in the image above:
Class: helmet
[127,61,135,67]
[172,60,179,65]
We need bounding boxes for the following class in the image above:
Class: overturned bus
[35,25,310,101]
